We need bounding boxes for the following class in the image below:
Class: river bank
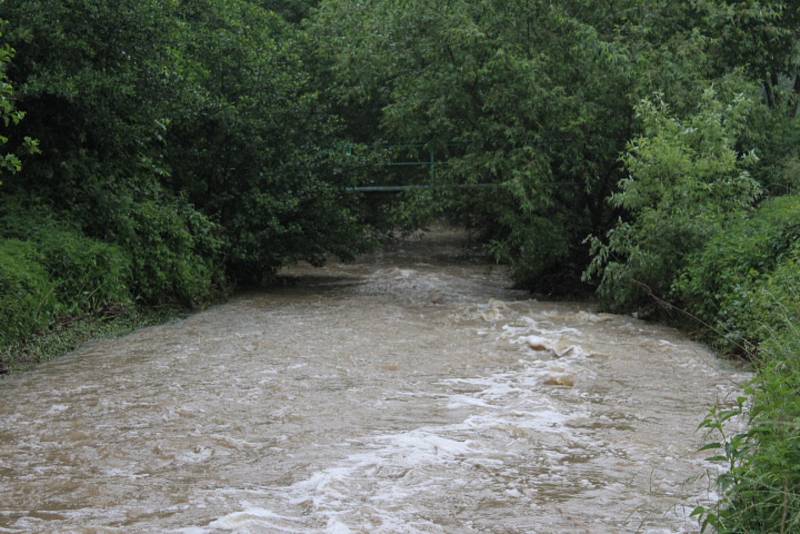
[0,306,190,376]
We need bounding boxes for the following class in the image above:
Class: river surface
[0,229,749,533]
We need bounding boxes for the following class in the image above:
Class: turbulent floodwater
[0,229,749,533]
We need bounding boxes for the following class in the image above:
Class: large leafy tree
[695,0,800,114]
[166,0,366,283]
[585,89,762,311]
[0,0,369,295]
[256,0,320,22]
[0,1,228,306]
[0,0,183,204]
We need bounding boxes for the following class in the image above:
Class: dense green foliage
[0,0,798,529]
[0,239,58,349]
[0,20,37,181]
[727,331,800,532]
[0,0,368,368]
[167,1,365,283]
[676,196,800,351]
[309,0,641,290]
[585,89,762,311]
[694,257,800,531]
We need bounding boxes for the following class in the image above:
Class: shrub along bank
[585,93,800,531]
[0,0,368,371]
[683,198,800,532]
[0,205,196,372]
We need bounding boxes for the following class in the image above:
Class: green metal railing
[345,143,498,193]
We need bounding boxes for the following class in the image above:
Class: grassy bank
[0,206,218,375]
[696,329,800,532]
[680,197,800,532]
[0,305,186,375]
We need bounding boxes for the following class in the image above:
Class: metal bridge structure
[345,143,498,193]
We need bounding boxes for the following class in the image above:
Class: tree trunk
[790,73,800,119]
[764,80,776,109]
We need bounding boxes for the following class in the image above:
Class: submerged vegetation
[0,0,798,529]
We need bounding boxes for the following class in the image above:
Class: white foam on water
[206,505,307,533]
[178,447,214,464]
[197,385,585,530]
[500,316,583,341]
[356,268,517,306]
[45,404,69,415]
[181,304,737,533]
[445,395,493,409]
[286,429,479,513]
[197,318,594,532]
[325,517,354,534]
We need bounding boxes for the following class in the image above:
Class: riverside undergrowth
[694,322,800,532]
[0,306,186,375]
[585,91,800,532]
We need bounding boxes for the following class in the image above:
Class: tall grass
[692,286,800,532]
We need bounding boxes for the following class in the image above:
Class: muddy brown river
[0,229,748,533]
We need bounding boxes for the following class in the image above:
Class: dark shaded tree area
[0,0,367,310]
[3,0,796,303]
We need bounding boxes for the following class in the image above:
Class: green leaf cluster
[586,89,762,311]
[676,195,800,352]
